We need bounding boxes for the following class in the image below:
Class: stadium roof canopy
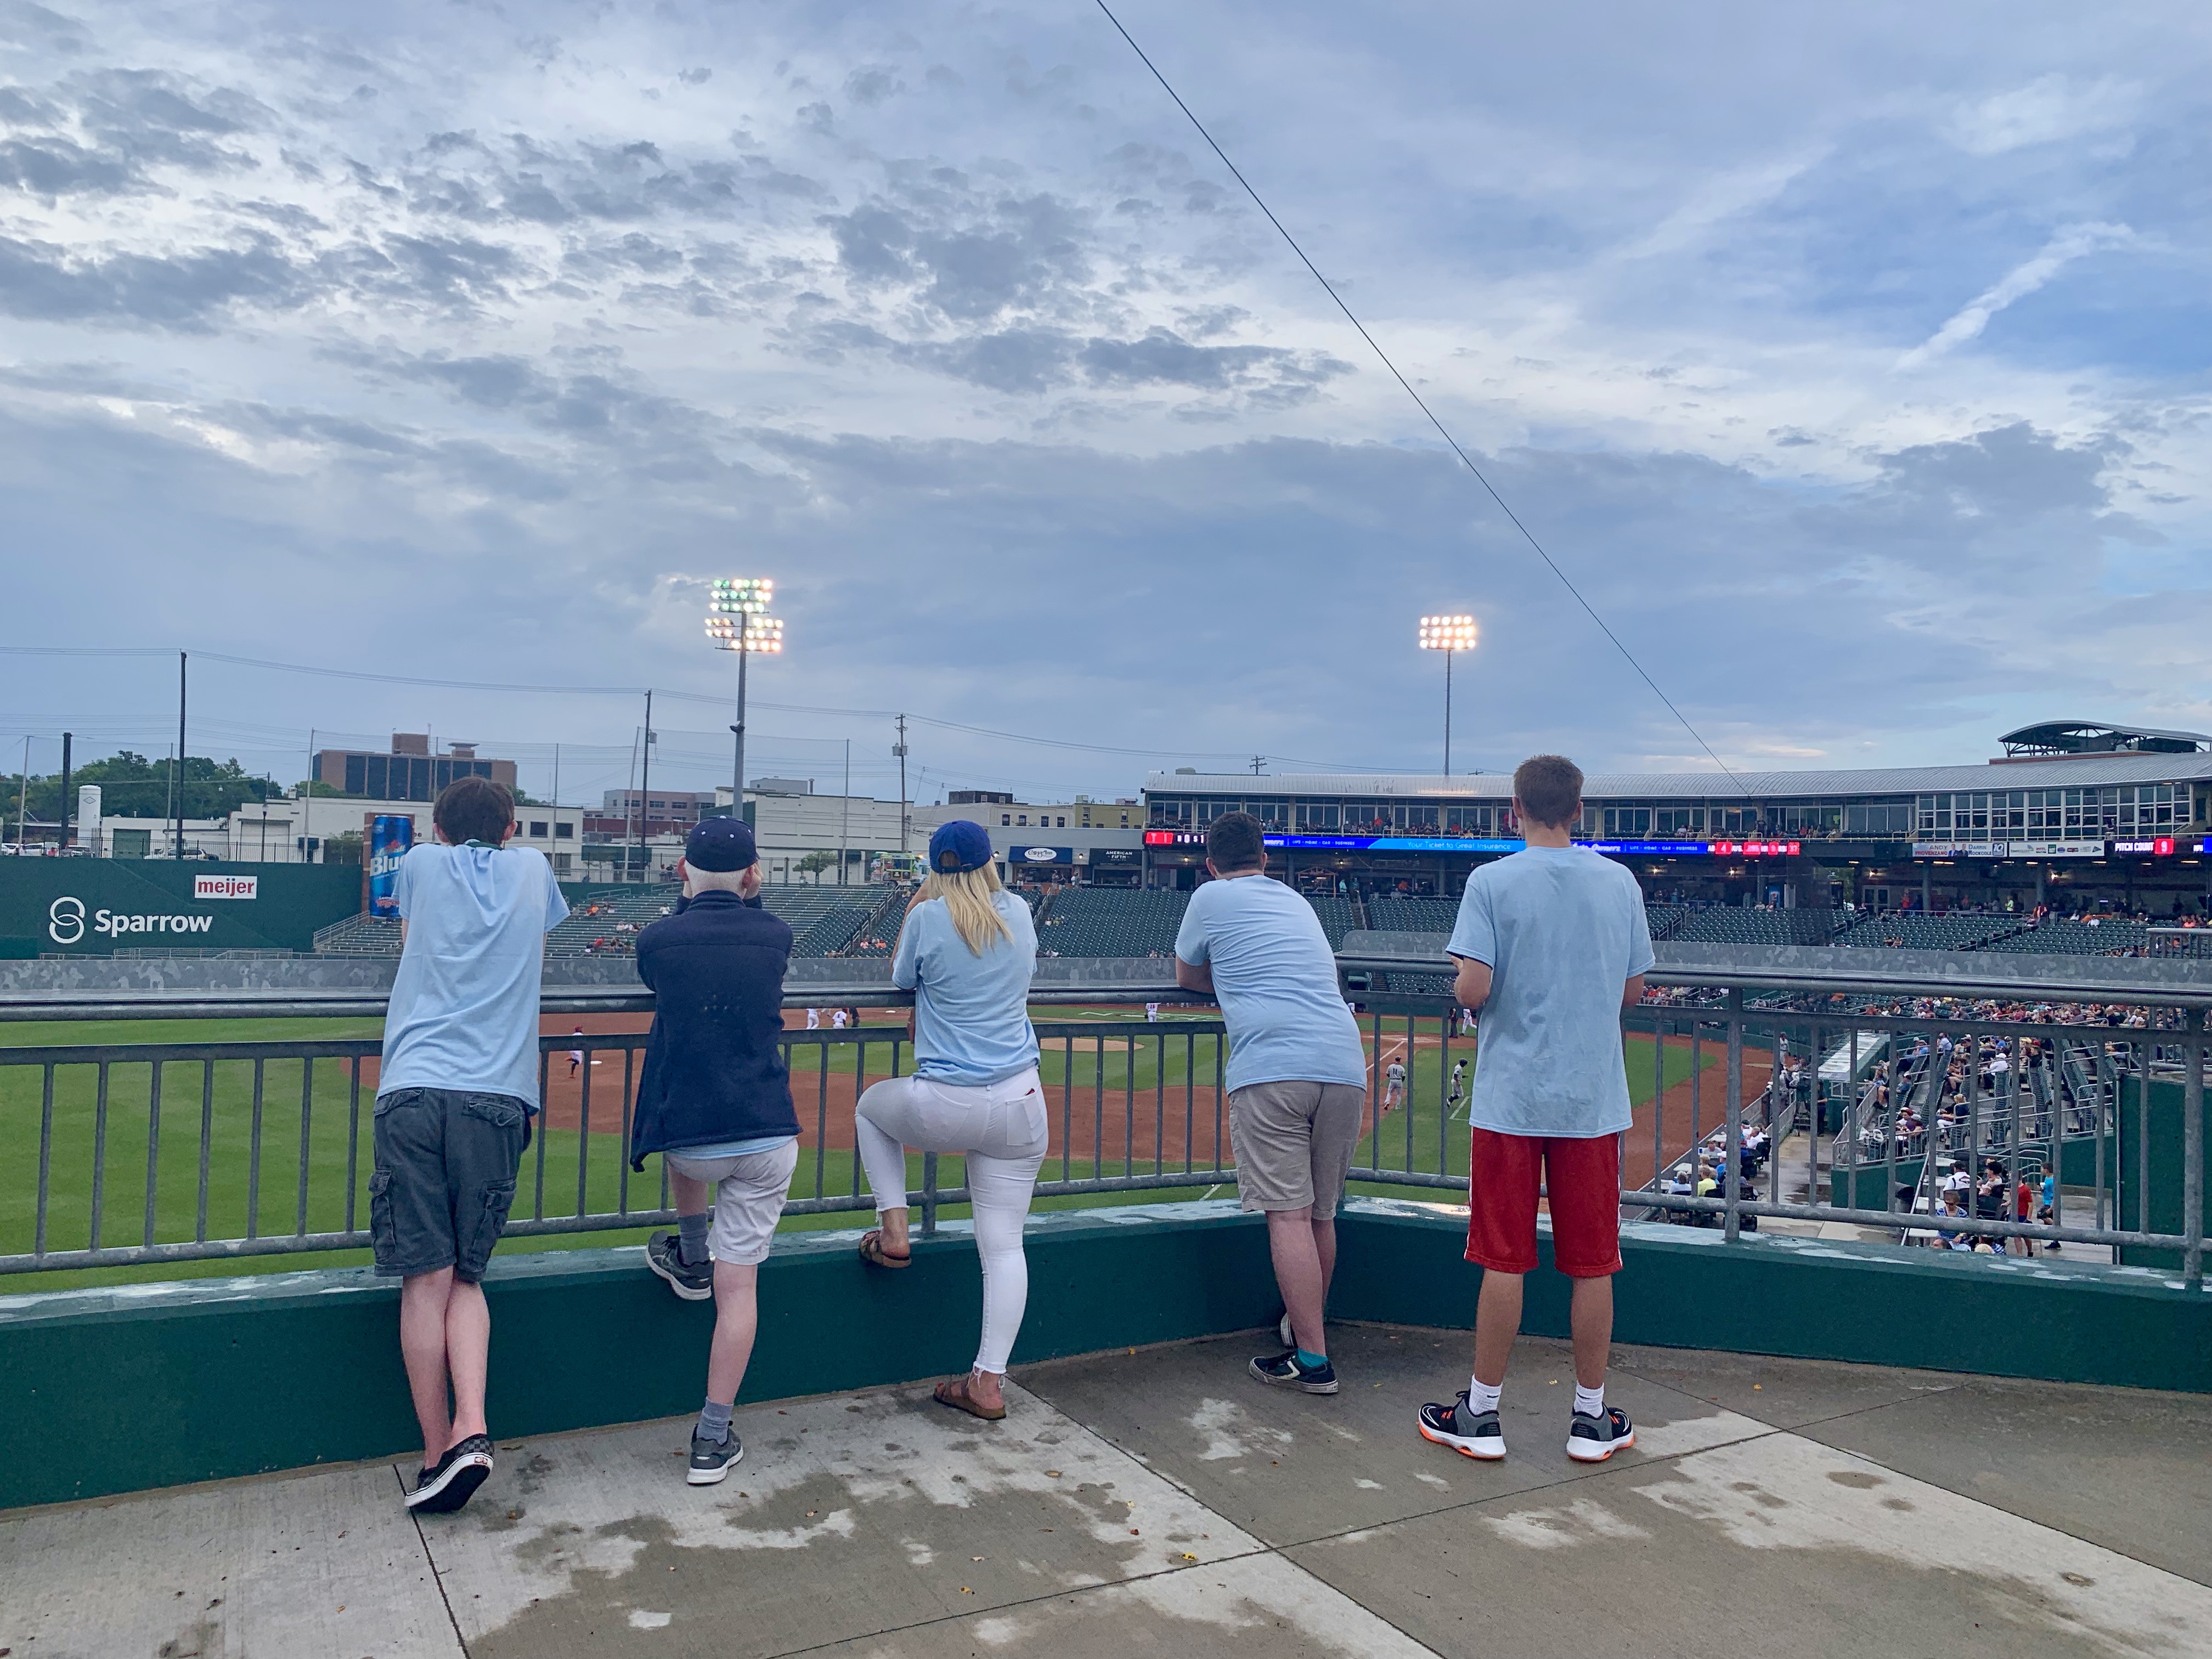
[1997,720,2212,757]
[1144,749,2212,801]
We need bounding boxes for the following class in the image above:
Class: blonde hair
[913,864,1013,956]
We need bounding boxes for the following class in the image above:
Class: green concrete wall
[0,1206,1274,1513]
[0,861,362,956]
[1333,1206,2210,1395]
[1829,1157,1924,1211]
[2115,1076,2212,1271]
[1,1200,2205,1514]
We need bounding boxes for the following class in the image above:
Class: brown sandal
[933,1374,1007,1421]
[858,1230,911,1269]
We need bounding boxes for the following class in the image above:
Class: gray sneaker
[1418,1391,1505,1460]
[688,1430,743,1486]
[647,1233,714,1301]
[1566,1405,1635,1463]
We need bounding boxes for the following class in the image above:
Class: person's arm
[1622,873,1655,1010]
[1452,955,1492,1011]
[1172,889,1213,997]
[889,900,922,993]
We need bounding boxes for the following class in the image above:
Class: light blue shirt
[893,890,1039,1086]
[1174,874,1365,1096]
[378,843,569,1108]
[1447,845,1655,1138]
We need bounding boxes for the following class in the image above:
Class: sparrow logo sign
[47,894,216,945]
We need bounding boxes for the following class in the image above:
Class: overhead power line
[0,646,1269,766]
[1090,1,1745,792]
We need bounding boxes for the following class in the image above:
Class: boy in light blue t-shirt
[374,776,567,1515]
[1418,755,1652,1469]
[1176,812,1366,1397]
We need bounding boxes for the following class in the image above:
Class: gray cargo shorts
[1228,1080,1367,1219]
[370,1087,532,1282]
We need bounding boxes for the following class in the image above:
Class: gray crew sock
[677,1211,711,1268]
[698,1398,733,1445]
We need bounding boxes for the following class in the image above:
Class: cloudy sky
[2,0,2206,806]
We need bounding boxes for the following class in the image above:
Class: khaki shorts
[1229,1081,1367,1218]
[665,1141,800,1266]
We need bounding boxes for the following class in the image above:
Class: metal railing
[0,994,1232,1276]
[1,951,2203,1286]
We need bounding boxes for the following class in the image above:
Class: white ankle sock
[1467,1377,1502,1415]
[1573,1383,1605,1419]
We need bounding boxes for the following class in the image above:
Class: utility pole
[839,738,850,887]
[1250,754,1265,775]
[16,736,29,845]
[304,726,314,863]
[635,690,654,883]
[894,715,909,853]
[176,650,188,857]
[59,731,72,851]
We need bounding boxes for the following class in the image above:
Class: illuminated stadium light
[1417,613,1479,775]
[709,577,784,821]
[1418,614,1479,653]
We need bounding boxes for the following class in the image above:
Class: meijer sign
[194,874,259,900]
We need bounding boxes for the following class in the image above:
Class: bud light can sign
[368,815,415,916]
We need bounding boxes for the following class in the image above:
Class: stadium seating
[547,886,678,956]
[839,885,914,957]
[1644,902,1689,940]
[1671,908,1832,946]
[1830,913,2028,951]
[1982,919,2149,956]
[309,914,403,956]
[1034,888,1190,957]
[758,884,895,956]
[1365,896,1459,935]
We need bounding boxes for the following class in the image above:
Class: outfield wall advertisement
[0,861,362,958]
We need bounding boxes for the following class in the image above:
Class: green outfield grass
[0,1009,1707,1293]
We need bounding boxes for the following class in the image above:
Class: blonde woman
[856,820,1043,1420]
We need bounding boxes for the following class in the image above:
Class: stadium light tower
[1418,614,1478,775]
[707,578,784,820]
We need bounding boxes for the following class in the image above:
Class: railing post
[1724,988,1744,1242]
[921,1150,939,1238]
[2185,1007,2204,1289]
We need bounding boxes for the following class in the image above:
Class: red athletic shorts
[1465,1127,1623,1278]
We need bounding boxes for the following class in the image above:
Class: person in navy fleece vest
[630,816,802,1486]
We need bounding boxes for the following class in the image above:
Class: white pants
[855,1068,1048,1376]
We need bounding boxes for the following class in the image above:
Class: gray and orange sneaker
[1417,1391,1505,1460]
[1566,1405,1635,1462]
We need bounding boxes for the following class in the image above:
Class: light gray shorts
[1228,1081,1367,1219]
[664,1140,800,1266]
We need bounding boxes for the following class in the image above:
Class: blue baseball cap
[685,815,758,872]
[928,819,993,875]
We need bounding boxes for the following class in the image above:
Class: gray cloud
[0,0,2203,792]
[0,230,307,325]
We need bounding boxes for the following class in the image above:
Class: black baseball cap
[685,816,758,872]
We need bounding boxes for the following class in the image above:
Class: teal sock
[1296,1347,1328,1369]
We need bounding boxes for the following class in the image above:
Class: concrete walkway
[6,1325,2209,1657]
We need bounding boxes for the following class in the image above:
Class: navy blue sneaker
[1249,1348,1339,1395]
